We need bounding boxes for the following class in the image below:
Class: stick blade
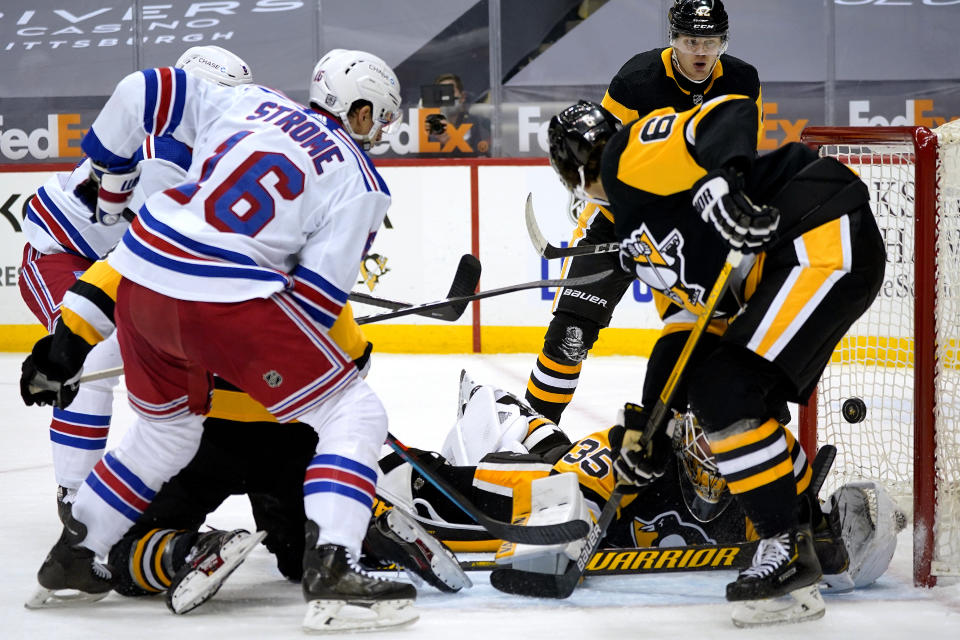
[489,567,577,599]
[524,193,550,257]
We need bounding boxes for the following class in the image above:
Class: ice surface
[2,352,957,639]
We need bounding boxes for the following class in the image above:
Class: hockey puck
[841,397,867,423]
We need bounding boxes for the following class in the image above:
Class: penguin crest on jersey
[631,510,715,547]
[629,223,705,308]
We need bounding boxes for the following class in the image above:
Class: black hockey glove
[354,341,374,378]
[20,335,83,409]
[691,168,780,254]
[613,403,672,491]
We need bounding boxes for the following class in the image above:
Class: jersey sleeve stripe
[29,189,98,259]
[168,68,187,133]
[81,129,135,170]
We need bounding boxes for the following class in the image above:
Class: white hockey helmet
[175,45,253,87]
[309,49,402,148]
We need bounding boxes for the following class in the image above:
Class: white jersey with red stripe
[23,135,194,260]
[90,67,390,330]
[23,160,129,260]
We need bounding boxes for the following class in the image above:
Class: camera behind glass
[425,113,447,135]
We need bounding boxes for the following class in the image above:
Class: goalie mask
[673,412,732,522]
[309,49,402,149]
[175,45,253,87]
[548,101,620,206]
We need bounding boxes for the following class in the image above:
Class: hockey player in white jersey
[24,49,411,633]
[18,45,253,524]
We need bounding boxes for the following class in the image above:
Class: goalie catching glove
[74,161,141,225]
[691,167,779,253]
[613,403,674,491]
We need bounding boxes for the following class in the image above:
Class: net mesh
[814,122,960,578]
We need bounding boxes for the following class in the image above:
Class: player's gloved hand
[20,335,83,408]
[613,403,672,491]
[618,228,653,276]
[691,167,780,253]
[354,341,374,378]
[74,161,141,226]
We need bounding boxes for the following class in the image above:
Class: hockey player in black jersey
[525,0,762,424]
[543,97,885,626]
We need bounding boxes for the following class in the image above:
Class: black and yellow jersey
[603,95,762,320]
[603,48,763,144]
[601,95,865,324]
[572,48,762,244]
[466,425,749,550]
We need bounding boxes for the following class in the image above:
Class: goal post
[797,124,960,588]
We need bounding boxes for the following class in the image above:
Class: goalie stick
[385,434,589,546]
[349,254,482,322]
[524,193,619,259]
[355,269,615,324]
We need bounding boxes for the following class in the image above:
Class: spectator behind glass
[422,73,491,156]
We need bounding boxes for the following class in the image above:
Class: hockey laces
[741,533,791,579]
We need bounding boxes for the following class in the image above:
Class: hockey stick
[494,248,744,598]
[453,541,757,574]
[355,269,615,324]
[524,193,619,259]
[385,433,589,545]
[349,254,482,322]
[77,367,124,384]
[71,257,480,384]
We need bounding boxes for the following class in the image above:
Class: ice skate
[456,369,479,421]
[56,485,76,525]
[728,526,825,627]
[302,522,417,633]
[26,511,113,609]
[166,528,267,614]
[363,508,471,593]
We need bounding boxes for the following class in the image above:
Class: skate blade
[388,510,472,592]
[303,598,418,633]
[25,585,110,609]
[167,530,267,614]
[732,584,826,628]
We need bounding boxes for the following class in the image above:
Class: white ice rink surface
[1,351,958,639]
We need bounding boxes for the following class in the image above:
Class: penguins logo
[624,224,704,308]
[632,510,715,547]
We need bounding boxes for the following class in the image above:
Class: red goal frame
[798,126,941,587]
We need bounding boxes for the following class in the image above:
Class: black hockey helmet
[668,0,729,38]
[547,100,620,197]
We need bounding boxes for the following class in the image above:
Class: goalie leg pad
[826,481,904,589]
[441,383,531,466]
[495,473,590,574]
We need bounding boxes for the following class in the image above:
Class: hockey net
[798,123,960,587]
